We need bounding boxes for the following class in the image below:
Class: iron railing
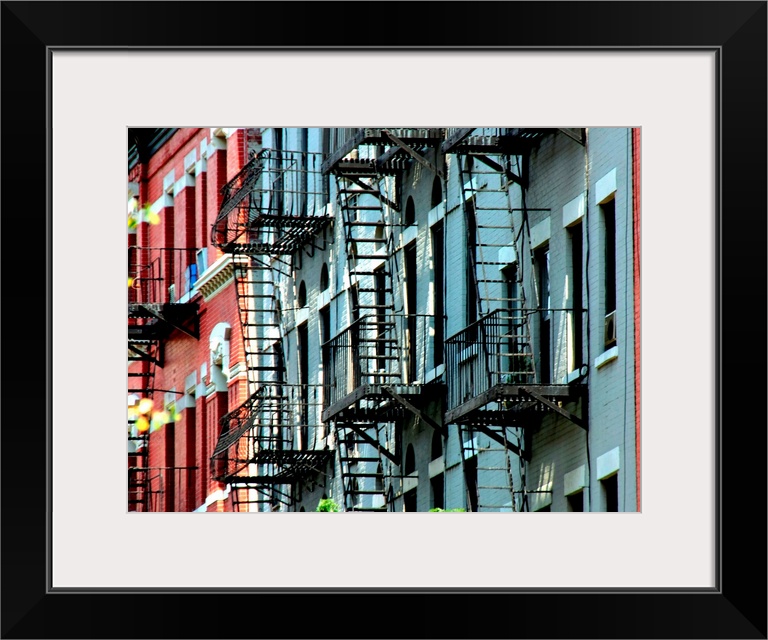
[322,314,400,409]
[212,148,331,250]
[321,313,440,409]
[445,308,586,411]
[211,382,326,482]
[128,246,201,305]
[128,465,198,512]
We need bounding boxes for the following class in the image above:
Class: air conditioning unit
[604,311,617,348]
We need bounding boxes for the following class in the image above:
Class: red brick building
[127,127,258,512]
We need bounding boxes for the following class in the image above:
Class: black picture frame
[2,2,765,638]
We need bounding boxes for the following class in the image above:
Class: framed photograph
[2,2,765,638]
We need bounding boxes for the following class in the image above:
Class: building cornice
[194,253,248,302]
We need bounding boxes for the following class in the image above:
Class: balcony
[321,128,445,176]
[128,246,200,339]
[320,314,440,423]
[128,465,198,512]
[444,308,587,428]
[441,127,553,155]
[211,149,332,255]
[211,383,332,487]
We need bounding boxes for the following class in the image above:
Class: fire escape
[320,128,446,511]
[442,128,588,512]
[210,148,333,511]
[128,245,200,511]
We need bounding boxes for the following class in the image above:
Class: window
[431,430,442,461]
[430,431,444,510]
[404,444,417,512]
[319,305,331,428]
[297,281,307,308]
[321,129,331,208]
[464,455,479,512]
[535,246,551,383]
[298,322,309,450]
[502,265,524,381]
[602,197,617,349]
[405,195,415,226]
[299,127,308,216]
[374,266,387,370]
[567,490,584,512]
[601,473,619,512]
[430,474,445,511]
[569,223,584,369]
[320,263,329,292]
[404,243,418,382]
[603,198,616,316]
[431,176,442,209]
[466,197,478,327]
[431,221,444,368]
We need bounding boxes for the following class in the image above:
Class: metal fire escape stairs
[444,128,587,512]
[210,149,333,511]
[127,319,161,511]
[329,145,400,512]
[321,128,446,512]
[128,247,200,511]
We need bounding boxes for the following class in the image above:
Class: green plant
[428,508,466,512]
[316,498,340,512]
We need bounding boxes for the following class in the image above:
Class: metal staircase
[445,127,578,512]
[321,128,448,511]
[128,246,200,512]
[210,146,333,511]
[329,157,400,511]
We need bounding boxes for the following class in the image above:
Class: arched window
[320,263,329,292]
[431,176,442,209]
[431,431,442,461]
[405,196,415,226]
[405,443,416,474]
[298,281,307,307]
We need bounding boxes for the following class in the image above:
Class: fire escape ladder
[329,147,403,512]
[334,422,391,512]
[211,147,334,511]
[447,129,553,511]
[232,257,285,397]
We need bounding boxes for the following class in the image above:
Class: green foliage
[316,498,340,512]
[428,508,466,512]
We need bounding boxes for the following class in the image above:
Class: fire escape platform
[321,384,422,422]
[223,213,332,255]
[222,450,334,485]
[128,302,200,339]
[445,383,587,427]
[321,128,444,175]
[441,128,552,155]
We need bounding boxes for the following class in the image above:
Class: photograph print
[127,126,639,514]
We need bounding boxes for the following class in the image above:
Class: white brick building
[210,127,639,512]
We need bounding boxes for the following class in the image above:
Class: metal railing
[128,465,198,512]
[212,148,331,249]
[322,314,401,409]
[212,382,326,481]
[328,128,361,156]
[445,308,586,411]
[321,313,441,409]
[128,246,200,305]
